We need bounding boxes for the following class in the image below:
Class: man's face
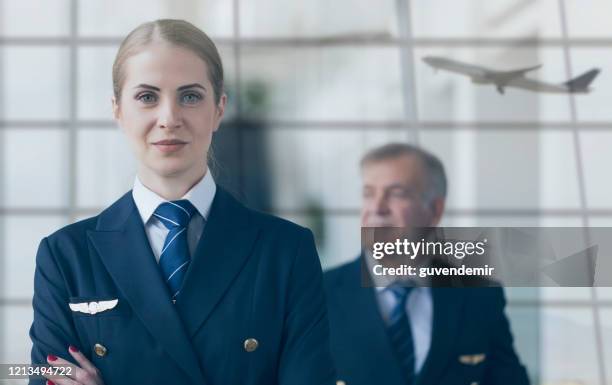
[360,155,443,229]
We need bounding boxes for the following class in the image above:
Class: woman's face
[112,42,225,180]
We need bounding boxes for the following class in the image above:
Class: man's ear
[429,197,446,226]
[212,93,227,132]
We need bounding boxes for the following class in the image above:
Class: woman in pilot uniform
[29,19,335,385]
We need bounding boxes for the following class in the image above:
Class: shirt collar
[132,169,217,225]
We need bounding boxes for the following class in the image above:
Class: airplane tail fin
[564,68,600,92]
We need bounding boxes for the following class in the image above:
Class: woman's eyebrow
[133,84,160,91]
[177,83,206,91]
[132,83,207,92]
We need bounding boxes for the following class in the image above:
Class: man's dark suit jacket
[29,187,336,385]
[324,257,530,385]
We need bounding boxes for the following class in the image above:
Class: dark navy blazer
[29,187,336,385]
[324,258,530,385]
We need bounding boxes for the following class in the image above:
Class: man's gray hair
[360,142,447,202]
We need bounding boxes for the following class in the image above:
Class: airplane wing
[487,64,542,94]
[422,56,490,78]
[492,64,542,81]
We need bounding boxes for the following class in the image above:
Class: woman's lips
[152,140,187,153]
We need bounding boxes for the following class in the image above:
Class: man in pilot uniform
[324,143,530,385]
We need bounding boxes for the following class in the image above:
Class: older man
[324,143,529,385]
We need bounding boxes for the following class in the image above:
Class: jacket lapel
[175,187,259,337]
[87,191,207,385]
[416,287,465,385]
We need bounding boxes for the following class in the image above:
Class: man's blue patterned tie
[385,284,416,384]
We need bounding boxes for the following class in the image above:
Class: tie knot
[385,284,414,306]
[153,199,197,229]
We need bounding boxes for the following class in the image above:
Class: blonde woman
[29,19,335,385]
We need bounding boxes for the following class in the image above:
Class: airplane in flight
[422,56,600,95]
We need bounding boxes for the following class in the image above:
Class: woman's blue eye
[137,93,157,104]
[181,92,202,104]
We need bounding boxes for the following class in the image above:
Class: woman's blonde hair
[112,19,224,104]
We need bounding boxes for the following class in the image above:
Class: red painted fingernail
[47,380,55,385]
[47,354,57,362]
[69,345,79,353]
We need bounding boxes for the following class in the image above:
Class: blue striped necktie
[153,199,197,303]
[385,284,416,384]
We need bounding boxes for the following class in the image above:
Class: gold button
[337,381,347,385]
[94,343,107,357]
[244,338,258,352]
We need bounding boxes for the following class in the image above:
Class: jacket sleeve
[277,228,337,385]
[29,237,81,385]
[483,287,531,385]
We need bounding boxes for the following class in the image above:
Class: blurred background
[1,0,611,384]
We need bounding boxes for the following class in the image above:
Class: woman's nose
[158,100,182,129]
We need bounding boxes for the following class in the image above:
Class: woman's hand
[44,345,105,385]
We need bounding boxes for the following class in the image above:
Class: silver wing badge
[458,353,486,365]
[69,299,118,315]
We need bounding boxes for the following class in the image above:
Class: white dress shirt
[131,170,216,263]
